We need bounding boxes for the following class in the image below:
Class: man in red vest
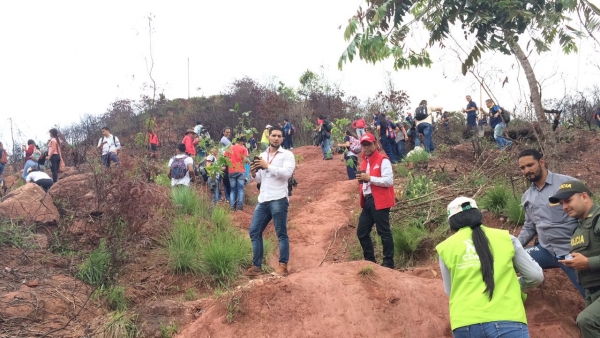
[356,133,396,268]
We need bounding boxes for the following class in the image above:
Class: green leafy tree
[339,0,600,126]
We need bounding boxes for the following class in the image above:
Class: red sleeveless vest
[359,151,395,210]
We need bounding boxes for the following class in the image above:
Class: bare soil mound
[178,261,451,338]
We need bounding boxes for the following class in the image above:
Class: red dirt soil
[178,145,585,338]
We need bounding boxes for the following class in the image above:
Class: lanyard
[267,150,279,164]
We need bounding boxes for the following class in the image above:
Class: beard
[269,143,281,150]
[525,171,543,183]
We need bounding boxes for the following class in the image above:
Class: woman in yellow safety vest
[436,197,544,338]
[261,124,272,151]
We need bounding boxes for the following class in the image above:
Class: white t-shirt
[415,107,434,127]
[97,134,121,155]
[26,171,51,182]
[168,154,194,186]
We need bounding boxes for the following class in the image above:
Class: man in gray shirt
[517,149,584,297]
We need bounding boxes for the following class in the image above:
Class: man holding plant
[245,126,295,277]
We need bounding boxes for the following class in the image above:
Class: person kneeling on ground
[25,167,54,192]
[552,181,600,338]
[436,197,543,338]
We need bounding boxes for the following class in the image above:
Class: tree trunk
[509,40,547,124]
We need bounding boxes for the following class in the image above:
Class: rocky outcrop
[0,184,59,224]
[48,173,99,216]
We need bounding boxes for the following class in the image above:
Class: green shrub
[104,311,139,338]
[106,285,129,311]
[404,149,429,164]
[0,220,34,248]
[159,322,178,338]
[392,225,428,264]
[504,196,525,225]
[171,188,210,218]
[165,218,204,274]
[78,239,112,286]
[394,164,410,177]
[156,174,171,188]
[479,183,511,214]
[201,227,252,285]
[405,174,433,199]
[211,206,230,228]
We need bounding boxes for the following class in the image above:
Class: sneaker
[506,142,513,151]
[273,263,288,276]
[244,266,263,277]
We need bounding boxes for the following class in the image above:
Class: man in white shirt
[168,144,196,187]
[245,126,296,278]
[25,167,54,192]
[97,127,122,167]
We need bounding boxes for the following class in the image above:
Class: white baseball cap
[447,197,478,219]
[265,124,272,128]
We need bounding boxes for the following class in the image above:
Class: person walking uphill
[436,197,544,338]
[168,144,195,187]
[352,113,367,138]
[551,181,600,338]
[97,127,121,168]
[485,99,513,151]
[415,100,443,153]
[356,133,396,269]
[517,149,585,297]
[244,126,296,278]
[225,136,250,211]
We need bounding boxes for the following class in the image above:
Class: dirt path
[178,145,583,338]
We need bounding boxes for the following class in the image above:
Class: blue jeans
[417,122,434,153]
[345,154,358,180]
[229,172,246,210]
[525,244,585,297]
[101,153,119,167]
[0,163,4,177]
[380,137,397,163]
[248,197,289,267]
[356,128,365,138]
[209,176,221,202]
[453,321,529,338]
[396,140,406,161]
[321,137,332,159]
[22,159,38,180]
[493,123,512,150]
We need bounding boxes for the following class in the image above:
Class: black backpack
[323,120,333,132]
[415,105,429,121]
[500,108,511,124]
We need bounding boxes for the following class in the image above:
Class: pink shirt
[48,138,59,156]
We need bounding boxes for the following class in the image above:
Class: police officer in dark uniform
[551,180,600,338]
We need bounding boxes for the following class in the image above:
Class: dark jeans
[453,321,529,338]
[357,195,394,268]
[249,197,289,268]
[0,163,4,176]
[345,154,358,180]
[525,244,585,297]
[49,154,60,182]
[396,140,406,161]
[228,172,246,210]
[417,122,434,153]
[380,137,397,164]
[101,152,119,168]
[35,178,54,192]
[223,170,231,201]
[283,135,293,149]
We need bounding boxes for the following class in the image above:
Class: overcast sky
[1,0,599,148]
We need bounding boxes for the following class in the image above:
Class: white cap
[265,124,272,128]
[447,196,478,219]
[27,167,35,174]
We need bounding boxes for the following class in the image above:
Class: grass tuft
[392,224,428,266]
[202,227,252,285]
[404,149,429,163]
[171,188,210,218]
[358,266,374,278]
[211,205,230,228]
[479,183,511,214]
[165,218,203,274]
[104,311,139,338]
[78,239,112,286]
[106,285,129,311]
[503,196,525,225]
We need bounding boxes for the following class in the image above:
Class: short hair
[419,100,427,105]
[102,127,110,132]
[177,143,186,152]
[237,136,247,143]
[518,149,543,161]
[269,126,284,136]
[318,114,325,120]
[284,118,289,122]
[485,99,494,103]
[27,139,35,146]
[196,120,202,125]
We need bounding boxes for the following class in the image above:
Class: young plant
[479,183,511,214]
[358,266,374,278]
[503,196,525,225]
[78,239,112,286]
[159,322,178,338]
[106,285,129,311]
[404,149,429,164]
[104,311,139,338]
[185,288,197,301]
[405,173,433,199]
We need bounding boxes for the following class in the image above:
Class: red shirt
[352,118,366,129]
[225,144,249,173]
[148,133,159,145]
[25,144,35,161]
[182,135,196,156]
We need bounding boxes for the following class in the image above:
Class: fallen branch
[318,225,341,267]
